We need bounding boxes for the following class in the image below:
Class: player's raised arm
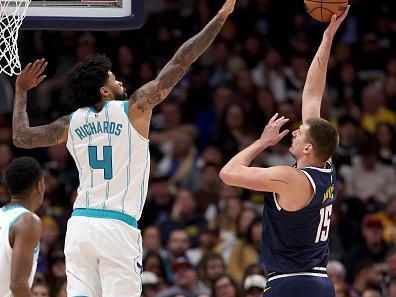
[301,6,349,122]
[220,114,307,194]
[13,59,69,149]
[129,0,236,112]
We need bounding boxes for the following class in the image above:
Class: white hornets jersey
[66,100,150,220]
[0,206,39,297]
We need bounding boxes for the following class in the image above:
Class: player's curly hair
[67,54,112,110]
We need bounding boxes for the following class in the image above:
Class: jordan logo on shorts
[136,262,143,274]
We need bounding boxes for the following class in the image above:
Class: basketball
[304,0,348,22]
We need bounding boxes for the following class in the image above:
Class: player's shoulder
[13,212,42,232]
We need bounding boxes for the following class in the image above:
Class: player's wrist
[15,87,27,97]
[256,138,271,148]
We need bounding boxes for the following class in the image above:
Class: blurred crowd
[0,0,396,296]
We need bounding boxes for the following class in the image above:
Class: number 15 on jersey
[315,205,332,243]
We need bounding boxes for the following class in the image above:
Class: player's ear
[100,86,111,99]
[37,176,45,194]
[303,143,313,155]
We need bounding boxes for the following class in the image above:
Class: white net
[0,0,31,76]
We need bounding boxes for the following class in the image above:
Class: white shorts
[64,209,142,297]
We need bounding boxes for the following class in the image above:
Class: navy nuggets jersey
[261,161,336,273]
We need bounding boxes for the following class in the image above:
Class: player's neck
[296,157,326,169]
[7,196,36,212]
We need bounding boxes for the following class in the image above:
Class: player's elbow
[12,134,23,147]
[12,135,28,149]
[10,280,29,297]
[219,167,234,185]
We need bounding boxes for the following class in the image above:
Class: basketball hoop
[0,0,31,76]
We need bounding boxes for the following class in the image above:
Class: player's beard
[114,89,128,101]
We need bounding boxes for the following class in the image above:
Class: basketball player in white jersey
[0,157,44,297]
[12,0,236,296]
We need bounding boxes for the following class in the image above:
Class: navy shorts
[263,275,335,297]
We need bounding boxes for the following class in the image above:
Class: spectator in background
[360,84,396,134]
[243,274,267,297]
[361,289,382,297]
[143,225,167,258]
[141,271,163,297]
[344,142,396,205]
[349,261,383,297]
[47,249,66,292]
[251,88,277,134]
[143,251,170,286]
[385,247,396,283]
[166,229,191,263]
[388,278,396,297]
[327,260,347,284]
[187,226,221,265]
[196,253,226,290]
[53,280,67,297]
[375,123,396,166]
[228,217,261,283]
[157,257,210,297]
[194,163,222,214]
[36,216,60,275]
[333,115,360,170]
[157,133,201,191]
[31,281,50,297]
[345,215,388,280]
[334,281,351,297]
[212,274,241,297]
[195,85,234,149]
[217,196,242,237]
[159,189,207,248]
[213,102,256,161]
[375,199,396,246]
[140,177,174,229]
[0,143,13,179]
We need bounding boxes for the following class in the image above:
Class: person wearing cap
[344,214,389,280]
[141,271,161,297]
[243,274,267,297]
[156,257,210,297]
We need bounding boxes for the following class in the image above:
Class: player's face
[289,125,311,159]
[104,71,127,100]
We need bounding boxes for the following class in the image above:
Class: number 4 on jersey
[88,146,113,180]
[315,205,332,243]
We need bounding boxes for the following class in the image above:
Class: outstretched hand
[324,5,350,39]
[16,58,48,92]
[218,0,236,17]
[259,113,289,146]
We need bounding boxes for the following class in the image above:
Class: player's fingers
[275,117,289,126]
[30,59,41,73]
[32,59,46,76]
[36,75,47,86]
[269,113,279,124]
[36,61,48,77]
[21,63,32,73]
[279,129,290,139]
[337,5,350,23]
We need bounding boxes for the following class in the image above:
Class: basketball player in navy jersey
[220,8,350,297]
[13,1,236,296]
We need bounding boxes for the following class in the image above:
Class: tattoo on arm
[132,13,227,112]
[13,92,69,148]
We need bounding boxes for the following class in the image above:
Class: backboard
[18,0,144,30]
